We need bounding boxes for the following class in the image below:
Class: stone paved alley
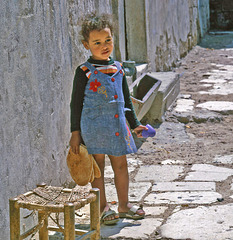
[50,32,233,240]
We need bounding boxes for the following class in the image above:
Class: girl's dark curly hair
[80,13,114,42]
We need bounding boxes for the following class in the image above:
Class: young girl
[69,13,147,225]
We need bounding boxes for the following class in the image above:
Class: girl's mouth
[102,50,109,55]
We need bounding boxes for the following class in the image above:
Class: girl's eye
[94,42,101,45]
[106,39,112,43]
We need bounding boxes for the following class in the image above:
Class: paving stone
[199,83,233,95]
[152,182,216,192]
[135,165,184,182]
[180,94,192,99]
[143,206,168,216]
[191,164,233,173]
[174,99,195,112]
[231,182,233,191]
[160,204,233,240]
[201,83,213,87]
[185,164,233,181]
[185,171,233,182]
[206,67,233,76]
[173,109,223,124]
[50,205,165,240]
[106,182,151,203]
[213,154,233,164]
[50,223,96,239]
[219,65,233,71]
[105,166,114,178]
[144,191,222,204]
[200,78,227,84]
[101,218,163,239]
[127,157,142,166]
[74,204,90,223]
[196,101,233,114]
[192,110,223,123]
[198,66,233,95]
[161,159,185,165]
[152,122,190,144]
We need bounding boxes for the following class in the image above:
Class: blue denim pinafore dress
[80,61,137,156]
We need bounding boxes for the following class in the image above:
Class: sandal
[118,205,145,220]
[100,209,119,225]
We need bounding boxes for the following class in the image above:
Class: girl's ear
[82,40,89,50]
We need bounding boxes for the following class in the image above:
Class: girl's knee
[93,154,105,170]
[112,160,128,173]
[108,155,128,174]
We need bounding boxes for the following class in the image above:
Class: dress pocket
[83,106,102,120]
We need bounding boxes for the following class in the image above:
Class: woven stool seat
[9,184,100,240]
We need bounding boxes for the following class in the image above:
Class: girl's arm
[122,73,147,137]
[122,74,141,129]
[70,67,87,132]
[70,67,88,153]
[69,131,82,154]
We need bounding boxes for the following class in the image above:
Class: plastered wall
[0,0,112,238]
[145,0,209,71]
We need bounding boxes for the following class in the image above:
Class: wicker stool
[9,184,100,240]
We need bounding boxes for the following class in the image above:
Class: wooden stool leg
[90,188,100,240]
[64,203,75,240]
[9,198,20,240]
[38,211,48,240]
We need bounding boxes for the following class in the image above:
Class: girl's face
[83,28,114,61]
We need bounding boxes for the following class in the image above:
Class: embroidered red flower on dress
[89,79,101,92]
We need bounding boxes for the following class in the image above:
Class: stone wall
[210,0,233,30]
[0,0,209,238]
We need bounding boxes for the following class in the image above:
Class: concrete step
[143,72,180,122]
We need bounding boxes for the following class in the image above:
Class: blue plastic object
[142,124,156,138]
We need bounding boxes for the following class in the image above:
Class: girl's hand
[133,125,148,138]
[69,131,82,154]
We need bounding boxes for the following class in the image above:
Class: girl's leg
[109,155,145,215]
[92,154,118,221]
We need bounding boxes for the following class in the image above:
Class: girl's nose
[102,42,108,49]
